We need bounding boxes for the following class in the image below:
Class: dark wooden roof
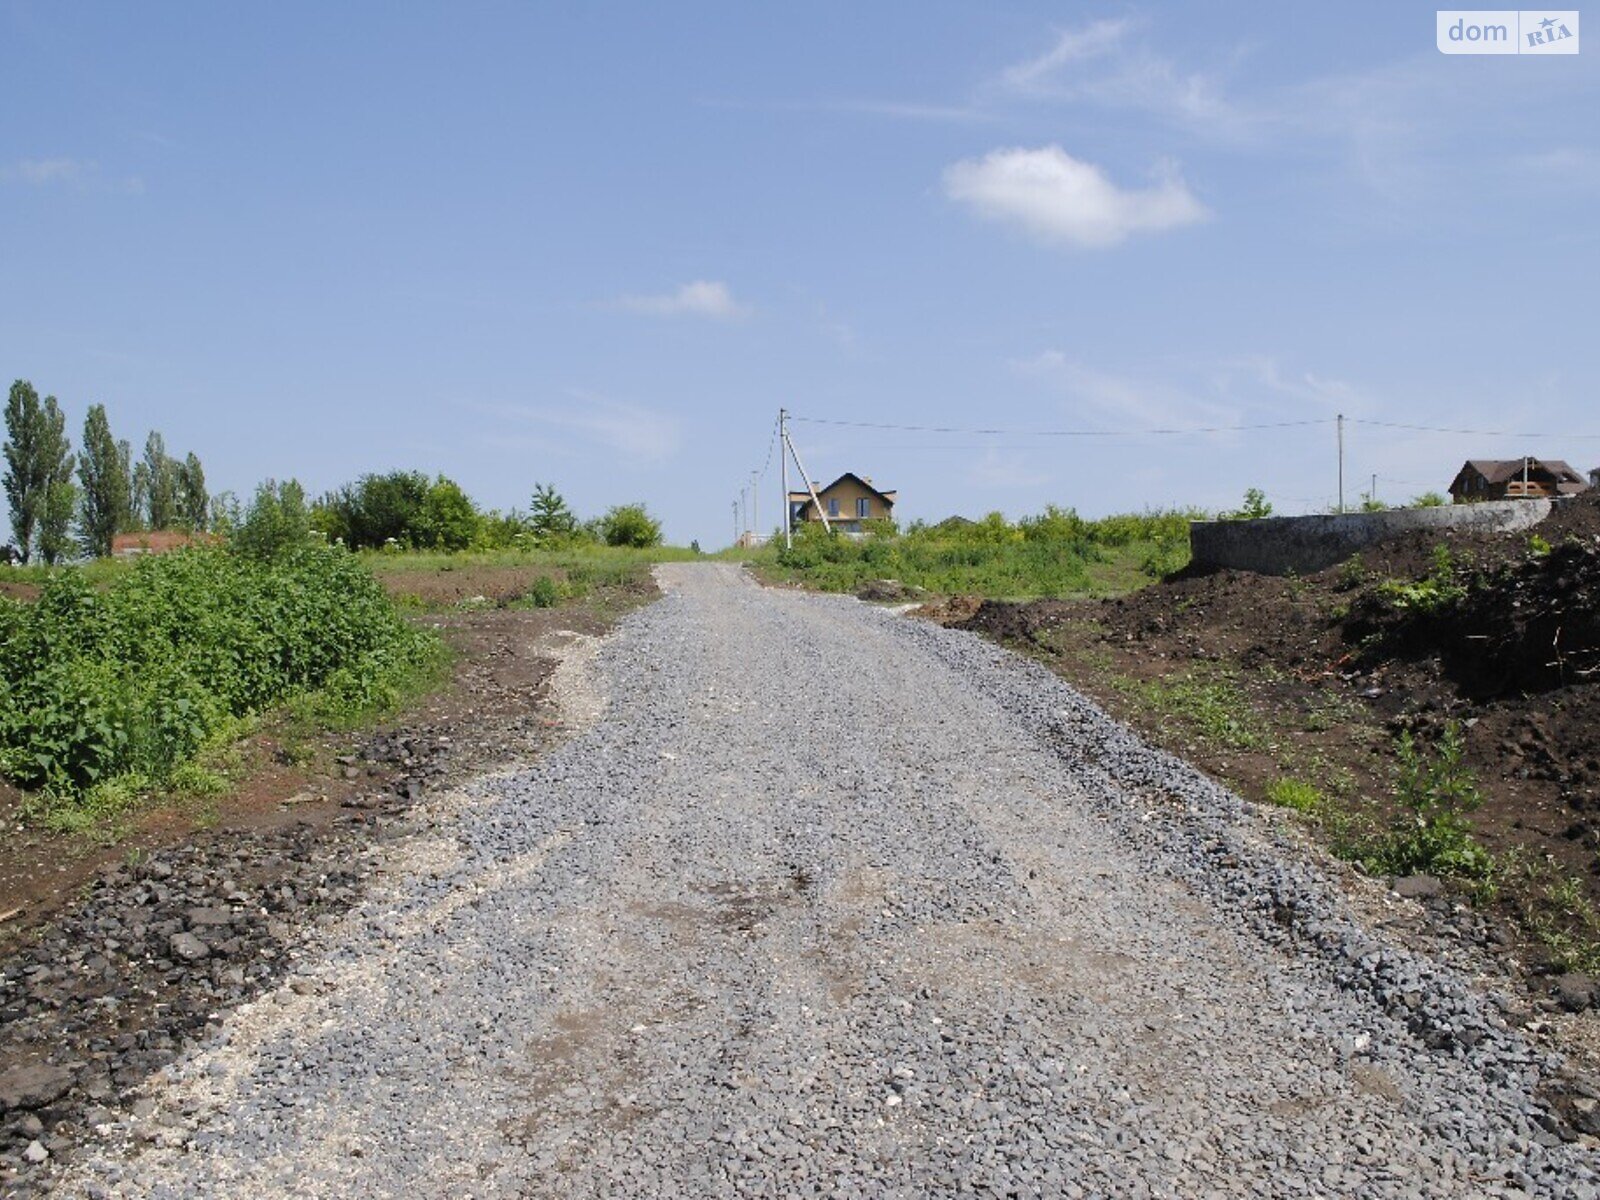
[1459,458,1585,485]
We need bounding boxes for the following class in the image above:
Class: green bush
[1377,544,1465,614]
[600,503,663,548]
[0,544,437,800]
[1356,723,1493,880]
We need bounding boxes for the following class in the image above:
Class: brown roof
[1463,458,1586,485]
[791,472,897,506]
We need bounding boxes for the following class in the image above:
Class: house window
[827,498,839,518]
[856,498,870,518]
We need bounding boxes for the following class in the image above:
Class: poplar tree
[36,396,76,564]
[78,403,131,556]
[176,452,209,531]
[2,380,45,561]
[139,431,179,529]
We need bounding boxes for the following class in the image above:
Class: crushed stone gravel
[53,563,1600,1198]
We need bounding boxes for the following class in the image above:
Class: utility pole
[750,471,760,545]
[1336,413,1345,514]
[782,418,831,533]
[780,408,792,549]
[732,500,739,547]
[1370,473,1377,508]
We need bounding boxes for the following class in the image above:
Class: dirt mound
[951,598,1077,644]
[1350,540,1600,698]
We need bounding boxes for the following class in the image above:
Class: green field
[739,508,1201,599]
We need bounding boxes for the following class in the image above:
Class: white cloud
[17,157,88,184]
[2,157,144,193]
[1011,353,1240,431]
[966,448,1050,489]
[943,145,1208,248]
[997,19,1249,137]
[1001,18,1138,92]
[616,280,750,320]
[473,395,682,464]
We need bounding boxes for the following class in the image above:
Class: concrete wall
[1189,499,1552,576]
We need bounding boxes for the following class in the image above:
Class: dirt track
[53,564,1600,1197]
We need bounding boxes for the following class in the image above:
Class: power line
[788,414,1337,437]
[1348,418,1600,440]
[788,412,1600,442]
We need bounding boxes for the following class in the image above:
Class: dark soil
[0,569,656,1193]
[928,494,1600,1038]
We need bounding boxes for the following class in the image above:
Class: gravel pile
[53,563,1600,1198]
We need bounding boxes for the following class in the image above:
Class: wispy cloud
[616,280,751,320]
[1216,356,1371,416]
[1000,18,1138,92]
[1010,353,1241,431]
[996,18,1252,137]
[966,448,1051,489]
[2,157,144,193]
[944,145,1207,249]
[471,394,683,463]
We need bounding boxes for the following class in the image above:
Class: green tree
[3,380,48,561]
[232,478,312,560]
[1412,491,1447,508]
[413,475,480,551]
[137,431,180,530]
[528,483,578,545]
[34,396,76,565]
[77,403,130,556]
[1224,487,1274,521]
[599,502,663,548]
[115,439,136,530]
[315,470,431,549]
[176,451,209,531]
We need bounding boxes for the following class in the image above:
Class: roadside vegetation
[748,506,1203,599]
[2,377,682,835]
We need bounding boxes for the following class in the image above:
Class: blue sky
[3,2,1598,547]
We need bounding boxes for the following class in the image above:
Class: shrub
[1222,488,1273,521]
[232,479,314,561]
[1377,544,1465,614]
[0,544,437,800]
[1357,723,1493,879]
[413,476,481,551]
[600,503,663,548]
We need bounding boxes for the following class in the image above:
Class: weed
[1376,545,1466,615]
[1355,722,1493,880]
[1265,777,1323,813]
[1123,671,1263,750]
[1336,554,1367,590]
[1529,533,1553,558]
[760,507,1202,599]
[525,575,563,608]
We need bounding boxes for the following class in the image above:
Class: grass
[366,545,694,613]
[1266,777,1325,813]
[1113,669,1265,750]
[746,508,1200,600]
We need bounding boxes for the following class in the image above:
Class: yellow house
[788,473,897,533]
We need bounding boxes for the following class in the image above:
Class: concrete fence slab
[1189,499,1552,576]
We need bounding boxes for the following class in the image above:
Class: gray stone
[1392,875,1446,900]
[0,1063,74,1112]
[168,931,211,962]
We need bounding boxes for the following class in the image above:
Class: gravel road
[58,563,1600,1198]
